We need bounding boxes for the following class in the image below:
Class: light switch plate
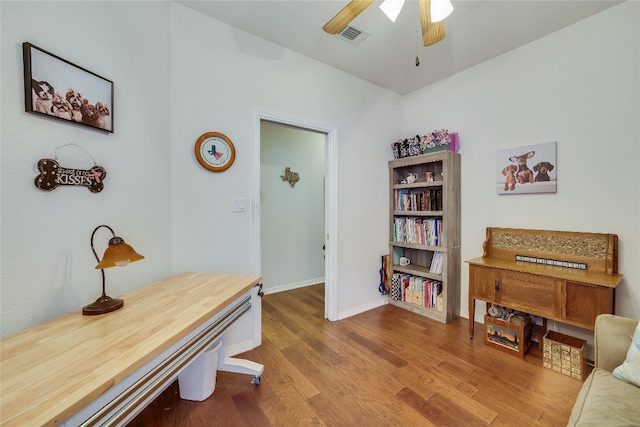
[232,198,246,212]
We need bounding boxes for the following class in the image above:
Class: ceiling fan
[322,0,452,47]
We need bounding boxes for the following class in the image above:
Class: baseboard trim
[261,280,389,322]
[337,294,388,320]
[262,278,324,295]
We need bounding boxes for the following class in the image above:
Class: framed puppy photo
[496,141,557,195]
[23,42,113,133]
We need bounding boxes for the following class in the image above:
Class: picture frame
[496,141,557,195]
[23,42,113,133]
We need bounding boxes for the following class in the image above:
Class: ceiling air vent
[336,25,369,45]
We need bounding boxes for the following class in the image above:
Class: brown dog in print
[509,151,535,184]
[534,161,554,181]
[502,165,517,191]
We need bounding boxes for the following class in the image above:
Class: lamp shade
[430,0,453,22]
[379,0,405,22]
[95,236,145,269]
[84,225,144,315]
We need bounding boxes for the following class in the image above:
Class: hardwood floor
[127,284,587,426]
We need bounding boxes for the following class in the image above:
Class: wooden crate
[543,330,585,380]
[484,315,532,359]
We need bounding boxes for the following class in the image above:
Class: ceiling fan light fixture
[379,0,405,23]
[430,0,453,23]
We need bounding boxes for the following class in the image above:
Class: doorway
[252,109,338,320]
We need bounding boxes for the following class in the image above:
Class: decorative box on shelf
[543,330,585,380]
[484,314,532,359]
[391,130,459,159]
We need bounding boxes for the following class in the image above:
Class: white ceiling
[178,0,621,95]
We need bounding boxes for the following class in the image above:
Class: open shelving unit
[388,150,461,323]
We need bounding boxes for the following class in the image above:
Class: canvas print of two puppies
[497,141,556,194]
[27,45,112,132]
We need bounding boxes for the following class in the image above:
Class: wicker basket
[543,330,585,380]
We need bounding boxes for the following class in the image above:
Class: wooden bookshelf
[388,151,461,323]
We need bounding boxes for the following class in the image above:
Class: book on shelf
[429,251,444,274]
[394,189,442,212]
[393,217,443,246]
[421,190,429,211]
[391,272,442,311]
[390,274,401,300]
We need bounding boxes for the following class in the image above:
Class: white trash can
[178,339,222,401]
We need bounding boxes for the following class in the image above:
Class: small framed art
[23,42,113,133]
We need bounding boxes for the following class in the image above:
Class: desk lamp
[82,225,144,315]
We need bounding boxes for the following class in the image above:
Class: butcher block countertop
[0,272,261,427]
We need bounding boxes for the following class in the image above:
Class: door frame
[252,108,338,320]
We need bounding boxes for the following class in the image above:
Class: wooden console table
[467,228,623,339]
[0,272,263,427]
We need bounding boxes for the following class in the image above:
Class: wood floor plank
[250,338,320,400]
[263,299,344,366]
[418,366,498,424]
[345,330,409,368]
[128,284,586,426]
[258,393,326,427]
[231,390,271,426]
[397,387,489,427]
[284,345,407,426]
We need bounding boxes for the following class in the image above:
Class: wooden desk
[467,228,623,339]
[0,272,263,427]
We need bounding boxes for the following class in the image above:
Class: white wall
[260,121,325,292]
[0,1,173,338]
[3,1,636,344]
[0,0,400,340]
[169,3,402,318]
[402,1,639,346]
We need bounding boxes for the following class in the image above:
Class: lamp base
[82,295,124,316]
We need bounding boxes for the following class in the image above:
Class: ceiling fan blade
[418,0,446,47]
[323,0,376,34]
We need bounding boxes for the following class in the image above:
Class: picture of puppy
[533,161,554,181]
[50,92,73,120]
[25,43,114,132]
[66,89,84,122]
[497,142,556,195]
[80,99,99,127]
[95,102,110,130]
[32,79,55,114]
[509,151,535,184]
[501,165,518,191]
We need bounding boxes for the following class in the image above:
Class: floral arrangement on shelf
[391,129,460,159]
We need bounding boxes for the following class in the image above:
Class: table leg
[469,296,475,339]
[217,333,264,385]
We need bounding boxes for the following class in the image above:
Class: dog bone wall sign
[34,158,106,193]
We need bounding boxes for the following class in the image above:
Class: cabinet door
[565,282,614,329]
[469,265,496,302]
[497,271,560,319]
